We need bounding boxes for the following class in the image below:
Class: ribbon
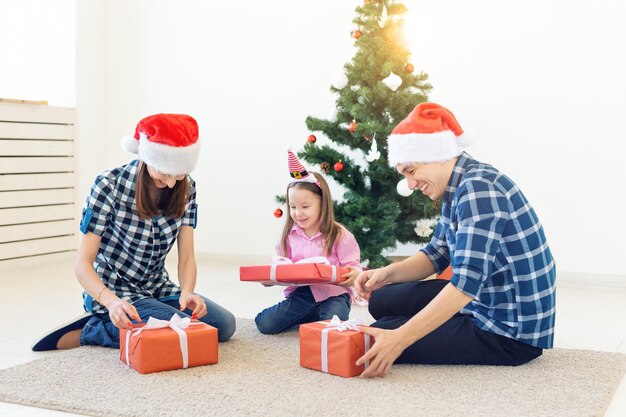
[269,256,337,283]
[125,313,201,369]
[318,315,370,373]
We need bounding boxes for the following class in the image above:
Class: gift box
[240,262,349,286]
[120,314,218,374]
[299,316,373,378]
[436,265,453,280]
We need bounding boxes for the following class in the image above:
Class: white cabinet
[0,103,77,262]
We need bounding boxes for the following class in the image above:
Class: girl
[32,113,236,351]
[254,150,361,334]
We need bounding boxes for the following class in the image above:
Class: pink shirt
[278,224,361,302]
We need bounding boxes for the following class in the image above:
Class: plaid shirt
[79,160,197,314]
[421,153,556,348]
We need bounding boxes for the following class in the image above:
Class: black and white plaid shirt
[79,160,197,314]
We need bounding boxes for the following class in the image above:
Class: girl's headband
[287,149,321,188]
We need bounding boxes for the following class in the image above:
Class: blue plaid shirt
[79,160,198,314]
[421,153,556,348]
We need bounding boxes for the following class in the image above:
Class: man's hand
[354,267,391,297]
[356,326,409,378]
[356,284,474,377]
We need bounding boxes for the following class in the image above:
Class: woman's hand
[179,291,207,320]
[354,267,391,297]
[356,326,410,378]
[338,266,361,287]
[106,297,141,329]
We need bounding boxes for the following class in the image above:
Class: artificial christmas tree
[287,0,438,267]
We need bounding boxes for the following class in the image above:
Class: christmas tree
[291,0,438,268]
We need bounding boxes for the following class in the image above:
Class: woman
[33,113,236,350]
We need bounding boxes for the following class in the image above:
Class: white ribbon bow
[317,315,371,374]
[322,314,363,331]
[125,313,200,369]
[269,256,338,283]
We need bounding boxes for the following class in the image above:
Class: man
[355,102,556,377]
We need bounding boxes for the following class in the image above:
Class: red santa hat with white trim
[387,102,474,167]
[121,113,200,176]
[287,149,321,187]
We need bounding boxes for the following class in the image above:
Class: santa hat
[387,102,474,166]
[121,113,200,176]
[287,150,321,187]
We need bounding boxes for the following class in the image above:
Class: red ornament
[334,161,344,172]
[352,29,362,39]
[349,121,357,133]
[405,63,415,73]
[273,208,283,218]
[307,134,317,143]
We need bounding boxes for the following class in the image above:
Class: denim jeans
[80,295,236,348]
[255,286,351,335]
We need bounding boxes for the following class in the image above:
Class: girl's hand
[106,297,141,329]
[354,267,390,297]
[179,291,207,320]
[356,326,409,378]
[338,266,361,287]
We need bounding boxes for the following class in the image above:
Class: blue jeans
[255,286,351,335]
[80,295,236,348]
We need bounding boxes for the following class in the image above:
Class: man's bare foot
[56,329,81,349]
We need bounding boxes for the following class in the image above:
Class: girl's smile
[288,187,322,238]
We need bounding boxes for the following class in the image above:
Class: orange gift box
[436,265,453,280]
[240,263,349,286]
[299,318,373,378]
[119,316,218,374]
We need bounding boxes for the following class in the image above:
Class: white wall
[408,0,626,276]
[75,0,107,212]
[0,0,75,106]
[77,0,359,261]
[6,0,625,276]
[404,0,626,275]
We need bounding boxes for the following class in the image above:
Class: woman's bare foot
[56,329,81,349]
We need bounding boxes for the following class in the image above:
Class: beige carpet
[1,319,625,417]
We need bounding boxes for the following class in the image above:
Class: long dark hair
[279,172,341,257]
[135,161,190,219]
